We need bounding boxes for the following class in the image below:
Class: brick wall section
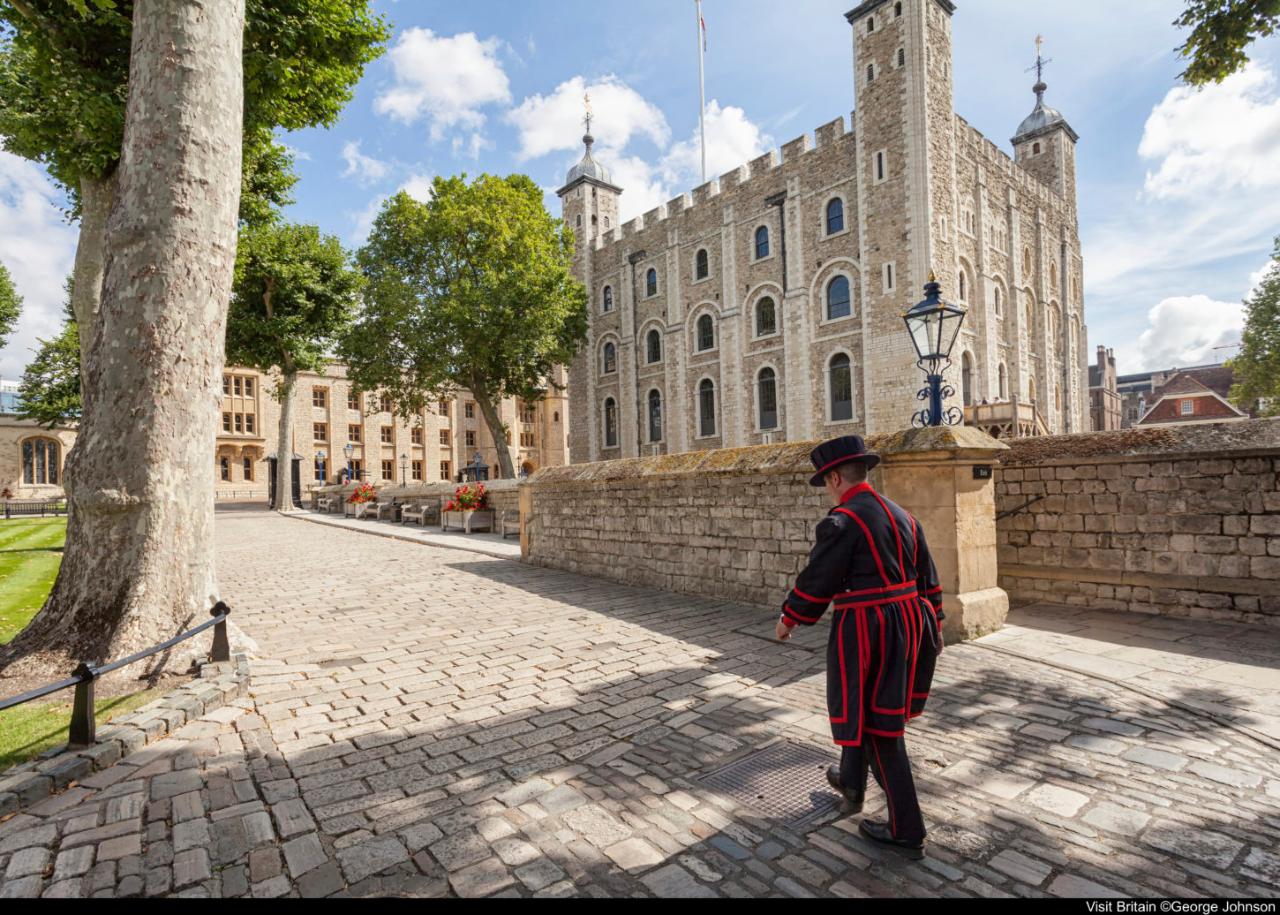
[995,419,1280,627]
[527,443,849,609]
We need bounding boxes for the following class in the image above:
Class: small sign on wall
[973,465,993,481]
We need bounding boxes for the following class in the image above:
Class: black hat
[808,436,881,487]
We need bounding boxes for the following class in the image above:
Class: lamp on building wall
[904,274,968,427]
[343,443,354,483]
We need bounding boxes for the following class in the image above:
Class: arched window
[758,368,779,431]
[998,363,1007,400]
[866,64,876,83]
[648,390,663,443]
[695,249,709,280]
[826,275,852,321]
[958,270,967,302]
[994,285,1003,316]
[1025,292,1035,331]
[829,354,854,422]
[698,379,717,437]
[602,341,617,374]
[1033,142,1041,155]
[755,297,777,337]
[604,398,619,449]
[1050,262,1059,288]
[754,226,770,260]
[21,438,61,486]
[646,329,662,364]
[897,48,906,68]
[867,16,875,32]
[646,268,658,297]
[603,286,613,312]
[696,314,715,352]
[826,198,844,235]
[894,1,902,16]
[243,457,253,482]
[219,457,230,482]
[962,352,974,406]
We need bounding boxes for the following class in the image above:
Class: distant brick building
[1135,371,1249,427]
[1118,362,1249,429]
[1089,345,1122,431]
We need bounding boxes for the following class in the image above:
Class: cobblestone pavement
[2,513,1278,898]
[980,605,1280,744]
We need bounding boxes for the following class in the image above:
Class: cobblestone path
[2,514,1278,898]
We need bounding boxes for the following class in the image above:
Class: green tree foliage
[0,0,388,212]
[344,177,588,479]
[1230,238,1280,416]
[226,223,362,508]
[1176,0,1280,86]
[18,303,81,429]
[227,223,362,378]
[0,260,19,349]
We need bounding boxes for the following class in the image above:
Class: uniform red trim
[835,581,917,600]
[909,516,919,568]
[816,455,875,477]
[835,589,918,612]
[839,482,875,504]
[792,587,830,604]
[865,727,905,738]
[783,602,822,624]
[837,508,891,587]
[837,609,849,726]
[869,490,906,583]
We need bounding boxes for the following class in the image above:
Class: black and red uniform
[782,481,944,842]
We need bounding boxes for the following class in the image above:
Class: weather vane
[583,92,593,136]
[1027,34,1052,84]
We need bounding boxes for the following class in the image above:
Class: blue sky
[2,0,1279,384]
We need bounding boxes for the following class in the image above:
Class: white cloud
[1140,64,1280,200]
[347,194,388,247]
[374,29,511,143]
[1124,295,1245,372]
[661,101,772,188]
[505,75,670,161]
[400,174,435,202]
[340,141,390,186]
[0,153,77,381]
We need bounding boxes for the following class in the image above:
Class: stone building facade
[561,0,1088,464]
[1089,345,1122,432]
[214,364,569,498]
[0,411,76,500]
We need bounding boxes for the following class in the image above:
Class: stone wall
[995,419,1280,627]
[525,444,830,609]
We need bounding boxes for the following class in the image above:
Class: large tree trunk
[472,383,516,480]
[1,0,245,673]
[70,171,118,376]
[273,366,297,512]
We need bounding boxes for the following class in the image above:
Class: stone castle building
[214,365,569,498]
[560,0,1088,463]
[1090,345,1122,432]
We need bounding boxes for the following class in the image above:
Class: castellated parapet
[561,0,1087,465]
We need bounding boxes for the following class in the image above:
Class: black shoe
[825,765,864,815]
[859,820,925,860]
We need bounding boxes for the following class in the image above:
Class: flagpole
[696,0,707,184]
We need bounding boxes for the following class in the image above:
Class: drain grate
[697,741,842,827]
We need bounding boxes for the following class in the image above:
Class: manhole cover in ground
[697,741,842,827]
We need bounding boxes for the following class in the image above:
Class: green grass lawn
[0,516,164,770]
[0,689,166,771]
[0,516,67,645]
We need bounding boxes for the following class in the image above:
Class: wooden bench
[316,495,334,513]
[400,499,441,528]
[374,498,401,522]
[500,510,520,540]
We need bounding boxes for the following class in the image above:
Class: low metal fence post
[68,663,97,748]
[210,602,231,663]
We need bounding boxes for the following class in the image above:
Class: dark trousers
[840,735,926,843]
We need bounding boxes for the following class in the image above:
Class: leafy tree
[1231,237,1280,416]
[1175,0,1280,86]
[226,223,362,511]
[344,178,588,480]
[0,260,19,349]
[17,283,81,428]
[0,0,388,363]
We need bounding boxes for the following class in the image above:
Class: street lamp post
[343,443,354,484]
[903,274,968,428]
[400,452,408,485]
